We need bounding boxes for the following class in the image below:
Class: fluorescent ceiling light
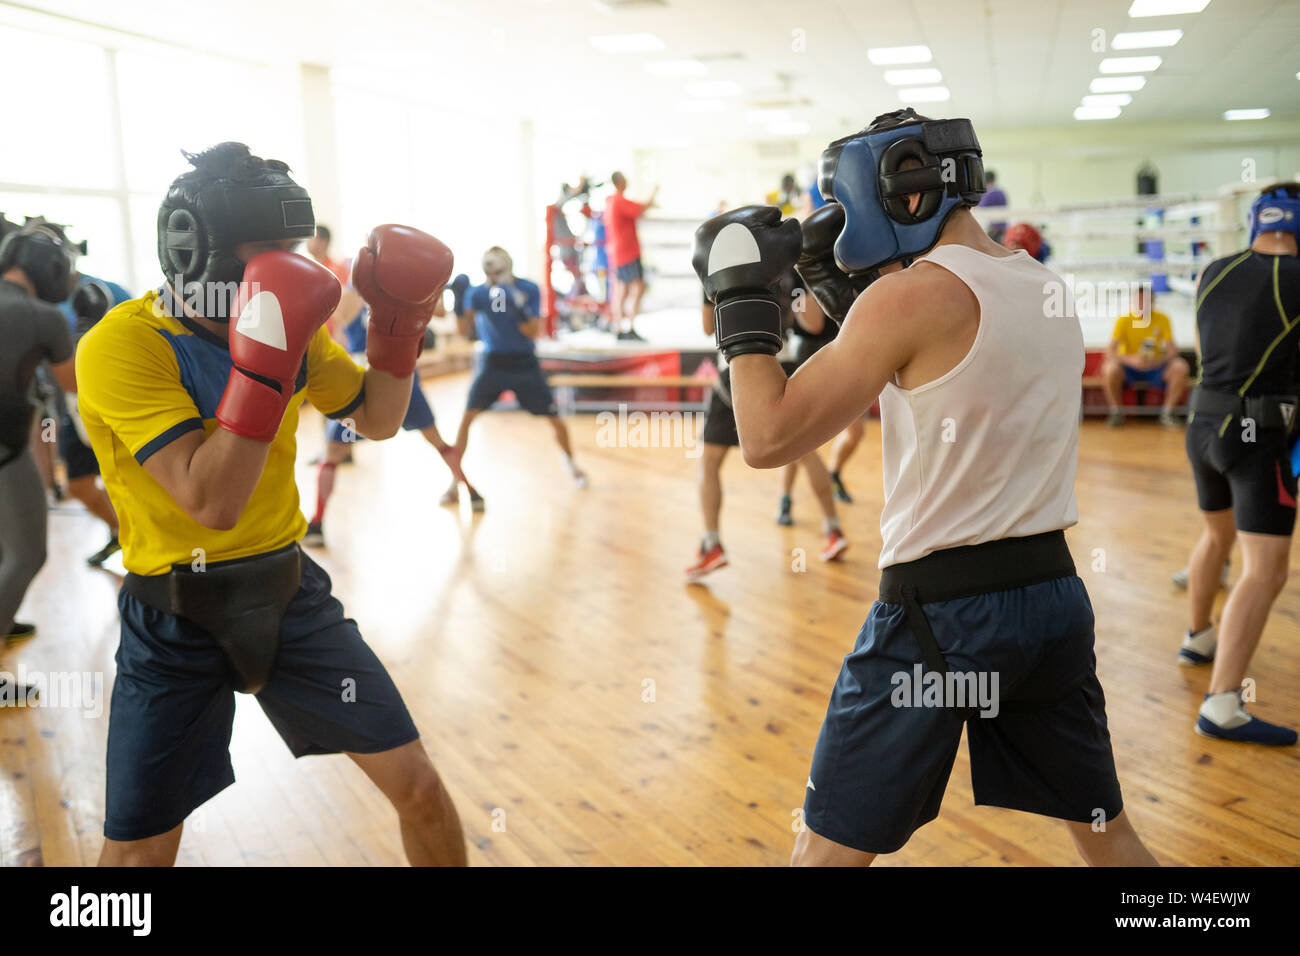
[1111,29,1183,48]
[883,68,942,85]
[770,120,811,136]
[1128,0,1210,16]
[1099,56,1162,73]
[687,80,743,97]
[899,86,950,102]
[645,59,707,77]
[747,108,791,123]
[679,99,727,113]
[589,33,664,54]
[1091,75,1147,92]
[1074,106,1122,120]
[1082,93,1133,107]
[868,45,932,65]
[1223,108,1270,120]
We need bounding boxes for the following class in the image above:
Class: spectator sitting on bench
[1101,283,1189,428]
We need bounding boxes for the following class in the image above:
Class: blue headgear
[818,108,985,274]
[1249,184,1300,245]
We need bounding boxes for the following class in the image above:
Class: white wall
[633,117,1300,220]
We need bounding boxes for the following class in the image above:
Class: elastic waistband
[1190,387,1299,430]
[483,351,538,370]
[879,530,1075,605]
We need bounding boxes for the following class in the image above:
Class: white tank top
[877,245,1082,568]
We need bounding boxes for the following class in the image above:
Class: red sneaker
[820,530,849,562]
[685,542,728,582]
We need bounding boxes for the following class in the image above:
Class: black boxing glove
[692,205,803,361]
[449,273,470,316]
[796,203,877,327]
[71,280,112,339]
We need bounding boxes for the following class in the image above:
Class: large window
[0,20,303,294]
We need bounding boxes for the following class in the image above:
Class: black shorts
[58,415,100,479]
[1186,419,1297,534]
[805,549,1122,854]
[105,551,419,842]
[615,259,644,283]
[467,353,557,416]
[702,368,738,447]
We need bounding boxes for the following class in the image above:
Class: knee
[392,765,454,821]
[1258,561,1290,596]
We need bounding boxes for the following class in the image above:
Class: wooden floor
[4,371,1299,866]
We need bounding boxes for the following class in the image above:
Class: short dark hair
[315,224,332,243]
[985,169,997,183]
[176,142,293,188]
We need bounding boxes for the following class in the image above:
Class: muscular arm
[729,271,924,468]
[346,368,414,439]
[142,428,273,531]
[702,303,715,337]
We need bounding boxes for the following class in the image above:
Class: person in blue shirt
[450,246,588,491]
[58,272,130,566]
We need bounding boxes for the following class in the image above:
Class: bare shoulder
[846,261,975,337]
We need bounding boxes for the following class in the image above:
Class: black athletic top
[0,278,72,451]
[1196,250,1300,395]
[0,279,71,400]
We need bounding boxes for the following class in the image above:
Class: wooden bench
[546,373,717,414]
[1081,375,1180,417]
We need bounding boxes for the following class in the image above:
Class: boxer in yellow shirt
[1100,284,1190,427]
[76,142,465,865]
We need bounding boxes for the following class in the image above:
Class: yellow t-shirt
[1111,309,1174,358]
[76,290,365,575]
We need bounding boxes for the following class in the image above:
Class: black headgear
[157,143,315,321]
[0,216,85,303]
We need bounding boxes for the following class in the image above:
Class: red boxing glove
[353,224,453,377]
[217,251,341,442]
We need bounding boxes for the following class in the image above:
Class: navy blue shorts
[467,354,557,416]
[326,379,435,443]
[803,576,1122,854]
[104,552,419,842]
[1122,363,1167,387]
[615,258,644,283]
[58,415,100,479]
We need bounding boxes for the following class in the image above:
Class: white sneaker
[1171,561,1230,591]
[1179,623,1217,666]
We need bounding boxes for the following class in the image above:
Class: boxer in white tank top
[704,109,1155,868]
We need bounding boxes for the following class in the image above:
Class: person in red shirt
[604,171,657,341]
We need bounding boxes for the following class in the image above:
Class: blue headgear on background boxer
[1249,183,1300,245]
[157,142,315,321]
[0,216,86,303]
[819,108,986,274]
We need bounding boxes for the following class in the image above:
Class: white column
[298,63,343,238]
[518,117,538,280]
